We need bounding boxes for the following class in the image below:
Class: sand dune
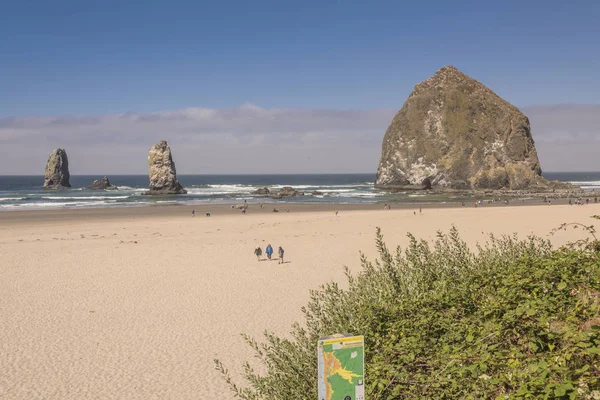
[0,204,595,399]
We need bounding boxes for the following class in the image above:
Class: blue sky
[2,0,599,116]
[0,0,599,173]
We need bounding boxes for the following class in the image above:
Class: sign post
[317,334,365,400]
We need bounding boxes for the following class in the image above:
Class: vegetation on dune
[216,223,600,399]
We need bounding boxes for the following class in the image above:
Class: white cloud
[0,104,598,174]
[522,105,600,171]
[0,105,395,174]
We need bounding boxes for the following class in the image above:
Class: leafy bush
[215,227,600,399]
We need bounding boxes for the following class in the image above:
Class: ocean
[0,172,598,211]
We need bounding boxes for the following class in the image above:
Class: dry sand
[0,203,596,399]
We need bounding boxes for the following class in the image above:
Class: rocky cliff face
[43,148,71,188]
[147,140,186,195]
[375,66,547,190]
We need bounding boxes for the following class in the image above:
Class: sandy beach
[1,203,597,399]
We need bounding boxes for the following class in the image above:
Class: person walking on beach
[266,244,273,260]
[278,246,284,264]
[254,247,262,261]
[192,209,195,217]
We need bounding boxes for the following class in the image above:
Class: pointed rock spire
[43,148,71,188]
[146,140,186,195]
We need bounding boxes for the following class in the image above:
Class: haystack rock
[376,66,550,190]
[146,140,186,195]
[88,176,115,190]
[43,148,71,188]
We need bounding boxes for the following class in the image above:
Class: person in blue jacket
[265,244,273,260]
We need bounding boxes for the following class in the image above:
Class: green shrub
[215,227,600,399]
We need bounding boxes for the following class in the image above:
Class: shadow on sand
[256,258,290,264]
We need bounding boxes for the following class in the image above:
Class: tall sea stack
[43,148,71,188]
[147,140,186,195]
[375,66,547,190]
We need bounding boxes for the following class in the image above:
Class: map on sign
[318,335,365,400]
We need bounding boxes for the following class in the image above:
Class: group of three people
[254,243,285,264]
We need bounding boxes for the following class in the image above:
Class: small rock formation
[43,148,71,188]
[88,176,115,190]
[311,190,323,195]
[146,140,187,195]
[272,186,304,199]
[253,187,271,195]
[375,66,552,190]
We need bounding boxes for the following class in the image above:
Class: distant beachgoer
[587,198,590,205]
[192,209,195,217]
[273,208,279,213]
[266,244,273,260]
[569,199,573,205]
[242,208,246,214]
[244,199,247,204]
[206,212,211,217]
[335,210,339,216]
[419,206,422,214]
[278,246,284,264]
[260,202,264,208]
[254,247,262,261]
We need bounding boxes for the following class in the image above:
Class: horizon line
[0,171,597,177]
